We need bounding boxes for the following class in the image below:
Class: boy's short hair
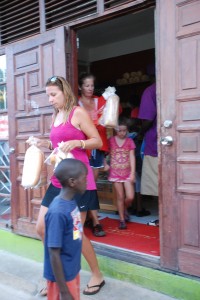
[54,158,87,186]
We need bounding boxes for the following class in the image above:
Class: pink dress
[108,136,136,182]
[50,107,96,190]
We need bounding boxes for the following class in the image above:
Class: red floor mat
[84,217,160,256]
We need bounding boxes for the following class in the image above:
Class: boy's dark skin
[49,159,87,300]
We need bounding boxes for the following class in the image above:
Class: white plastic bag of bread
[21,145,46,189]
[44,142,74,169]
[100,86,119,128]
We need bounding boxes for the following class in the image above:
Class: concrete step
[0,250,176,300]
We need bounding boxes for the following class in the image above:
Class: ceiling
[77,7,155,48]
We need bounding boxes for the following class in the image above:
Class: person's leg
[66,274,80,300]
[80,211,104,294]
[47,281,59,300]
[36,184,60,296]
[36,205,48,242]
[88,150,104,231]
[36,205,49,296]
[85,166,99,225]
[93,167,100,181]
[123,181,134,220]
[89,209,99,226]
[113,182,125,221]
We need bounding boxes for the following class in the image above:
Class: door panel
[158,0,200,277]
[6,27,68,238]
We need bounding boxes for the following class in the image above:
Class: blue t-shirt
[44,196,83,282]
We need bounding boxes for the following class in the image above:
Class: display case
[97,171,117,212]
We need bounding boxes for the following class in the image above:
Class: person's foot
[38,280,47,297]
[136,208,151,217]
[93,224,106,237]
[83,280,105,295]
[118,220,127,229]
[83,274,105,295]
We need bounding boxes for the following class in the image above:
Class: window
[0,55,7,110]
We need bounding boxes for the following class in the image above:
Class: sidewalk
[0,249,176,300]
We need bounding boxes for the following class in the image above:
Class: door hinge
[76,37,79,49]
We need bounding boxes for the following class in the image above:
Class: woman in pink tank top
[27,76,105,296]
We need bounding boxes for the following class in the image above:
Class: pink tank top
[50,107,96,190]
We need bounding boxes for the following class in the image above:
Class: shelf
[116,80,150,87]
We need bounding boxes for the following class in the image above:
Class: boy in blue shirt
[44,158,87,300]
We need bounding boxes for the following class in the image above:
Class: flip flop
[83,280,105,295]
[39,286,47,296]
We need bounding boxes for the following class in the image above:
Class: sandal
[83,280,105,295]
[39,286,47,297]
[119,221,127,230]
[93,224,106,237]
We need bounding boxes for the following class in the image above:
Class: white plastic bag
[45,142,74,169]
[21,145,46,189]
[100,86,119,128]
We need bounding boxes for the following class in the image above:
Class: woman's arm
[49,248,74,300]
[26,136,52,150]
[129,149,136,183]
[60,107,103,153]
[75,107,103,148]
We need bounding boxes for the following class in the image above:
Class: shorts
[75,189,100,211]
[41,183,99,212]
[141,155,158,196]
[47,274,80,300]
[89,149,104,168]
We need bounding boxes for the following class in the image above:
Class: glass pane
[0,141,9,166]
[0,85,7,110]
[0,55,7,82]
[0,115,8,139]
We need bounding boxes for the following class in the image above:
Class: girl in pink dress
[108,119,136,229]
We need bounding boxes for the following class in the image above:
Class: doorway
[76,7,159,256]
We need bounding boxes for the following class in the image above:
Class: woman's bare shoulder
[74,106,88,117]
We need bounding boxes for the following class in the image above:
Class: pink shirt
[50,107,96,190]
[108,136,136,182]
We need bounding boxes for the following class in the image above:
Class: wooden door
[6,26,68,238]
[157,0,200,277]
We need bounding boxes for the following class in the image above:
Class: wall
[78,32,154,64]
[89,32,154,62]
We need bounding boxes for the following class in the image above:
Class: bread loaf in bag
[21,145,45,189]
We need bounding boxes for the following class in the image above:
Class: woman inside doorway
[78,73,109,237]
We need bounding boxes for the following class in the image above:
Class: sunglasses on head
[47,76,64,84]
[47,76,64,90]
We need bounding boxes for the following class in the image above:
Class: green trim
[81,257,200,300]
[1,229,200,299]
[0,229,43,262]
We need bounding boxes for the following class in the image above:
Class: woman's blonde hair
[46,76,77,123]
